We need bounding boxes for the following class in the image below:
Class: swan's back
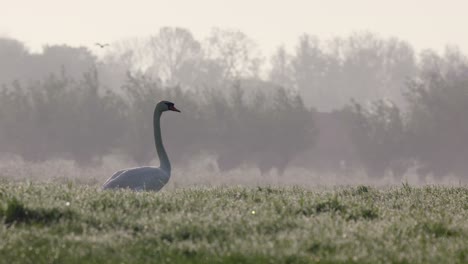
[102,166,169,191]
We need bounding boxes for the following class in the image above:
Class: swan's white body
[102,101,179,191]
[102,167,169,191]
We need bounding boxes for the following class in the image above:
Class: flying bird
[95,43,110,48]
[102,101,181,191]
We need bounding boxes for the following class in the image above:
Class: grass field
[0,181,467,264]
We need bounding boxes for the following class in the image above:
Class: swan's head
[157,100,181,113]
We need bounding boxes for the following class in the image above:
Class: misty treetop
[0,28,467,180]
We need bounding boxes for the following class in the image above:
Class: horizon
[2,0,468,56]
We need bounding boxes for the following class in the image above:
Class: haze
[1,0,468,54]
[1,0,467,186]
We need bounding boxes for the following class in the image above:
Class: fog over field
[2,3,468,264]
[1,1,468,186]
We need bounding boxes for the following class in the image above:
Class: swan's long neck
[154,108,171,174]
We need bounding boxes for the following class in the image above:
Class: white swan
[102,100,180,191]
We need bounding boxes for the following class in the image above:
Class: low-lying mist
[0,155,463,188]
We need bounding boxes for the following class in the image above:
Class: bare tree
[205,28,262,80]
[289,32,415,111]
[101,37,149,73]
[291,34,339,110]
[340,33,415,105]
[147,27,202,86]
[269,45,294,89]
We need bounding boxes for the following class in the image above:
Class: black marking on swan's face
[160,101,181,112]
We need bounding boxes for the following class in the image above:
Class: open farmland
[0,182,466,264]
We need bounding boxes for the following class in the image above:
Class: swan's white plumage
[102,167,169,191]
[102,100,179,191]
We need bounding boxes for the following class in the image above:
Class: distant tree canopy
[0,38,97,85]
[342,99,410,179]
[0,67,315,174]
[404,47,468,177]
[269,33,416,111]
[0,30,468,179]
[0,69,123,164]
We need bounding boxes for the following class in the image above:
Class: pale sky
[1,0,467,56]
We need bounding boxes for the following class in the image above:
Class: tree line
[0,28,467,179]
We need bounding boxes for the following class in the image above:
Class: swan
[102,100,180,191]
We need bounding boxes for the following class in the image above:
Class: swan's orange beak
[169,105,181,112]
